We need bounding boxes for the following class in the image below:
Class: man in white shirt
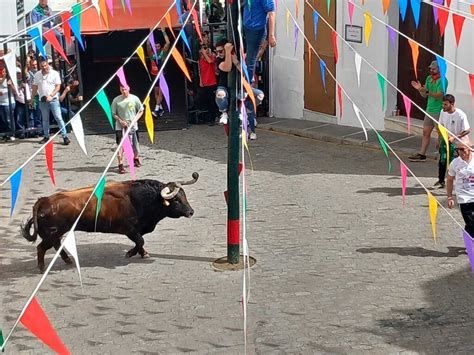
[447,137,474,238]
[30,58,70,145]
[435,94,470,188]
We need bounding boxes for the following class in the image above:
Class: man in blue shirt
[243,0,276,84]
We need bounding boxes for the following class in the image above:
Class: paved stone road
[0,125,472,354]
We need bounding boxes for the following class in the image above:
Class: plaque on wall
[345,25,363,43]
[16,0,24,16]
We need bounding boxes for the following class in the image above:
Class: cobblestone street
[0,125,473,354]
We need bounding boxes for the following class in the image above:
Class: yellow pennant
[242,76,256,113]
[428,192,438,243]
[286,10,290,36]
[438,124,450,165]
[143,96,154,143]
[363,12,373,46]
[165,15,176,39]
[136,46,149,76]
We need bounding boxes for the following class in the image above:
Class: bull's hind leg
[37,240,52,273]
[54,240,73,265]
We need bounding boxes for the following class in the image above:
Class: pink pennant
[159,72,170,111]
[348,0,355,25]
[402,94,412,134]
[452,14,465,46]
[122,133,136,180]
[469,73,474,102]
[125,0,132,14]
[116,67,129,89]
[106,0,114,16]
[337,84,343,120]
[400,162,407,205]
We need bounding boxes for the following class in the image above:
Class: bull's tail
[21,200,40,243]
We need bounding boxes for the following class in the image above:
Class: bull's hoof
[125,249,138,258]
[37,264,45,273]
[63,257,73,265]
[141,251,150,259]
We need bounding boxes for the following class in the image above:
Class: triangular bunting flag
[408,39,419,79]
[354,52,362,87]
[352,103,368,140]
[69,14,84,50]
[319,59,327,93]
[63,231,82,286]
[43,31,70,64]
[159,72,170,111]
[438,124,450,164]
[462,231,474,273]
[191,9,203,42]
[428,192,438,242]
[337,84,343,119]
[3,52,19,93]
[469,73,474,101]
[10,169,22,217]
[116,67,129,89]
[400,162,407,204]
[98,0,109,28]
[376,73,386,111]
[446,0,451,7]
[331,30,338,64]
[1,328,5,352]
[125,0,132,14]
[363,12,372,46]
[376,132,391,171]
[438,7,449,37]
[326,0,331,14]
[20,297,69,354]
[313,11,319,40]
[143,96,154,142]
[27,26,47,58]
[242,77,257,113]
[452,14,465,46]
[293,24,299,56]
[60,13,72,45]
[148,32,158,59]
[348,0,354,25]
[137,46,150,77]
[410,0,421,28]
[71,114,87,155]
[45,140,56,186]
[382,0,390,15]
[432,0,442,24]
[106,0,114,16]
[92,0,101,20]
[386,25,396,47]
[120,0,125,11]
[295,0,299,18]
[165,15,176,39]
[122,133,136,180]
[96,89,114,129]
[179,30,192,55]
[399,0,408,21]
[308,42,312,74]
[175,0,183,19]
[402,94,412,133]
[286,10,290,36]
[171,48,191,81]
[436,55,447,94]
[94,177,106,224]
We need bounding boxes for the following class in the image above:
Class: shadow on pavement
[356,246,466,258]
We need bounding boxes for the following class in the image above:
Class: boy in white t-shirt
[435,94,470,188]
[447,137,474,237]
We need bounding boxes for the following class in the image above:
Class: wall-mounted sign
[16,0,24,16]
[345,25,363,43]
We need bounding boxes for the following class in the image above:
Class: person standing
[147,29,170,118]
[111,84,144,174]
[447,137,474,238]
[196,39,217,125]
[435,94,470,188]
[0,68,16,141]
[409,60,447,162]
[31,58,70,145]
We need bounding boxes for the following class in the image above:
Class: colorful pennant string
[400,162,407,204]
[452,14,465,46]
[159,72,171,111]
[410,0,421,28]
[402,94,412,133]
[27,27,46,58]
[376,73,386,111]
[122,134,136,180]
[43,31,70,64]
[60,12,72,45]
[337,84,343,119]
[376,132,391,172]
[45,141,55,186]
[94,177,106,226]
[363,12,372,46]
[171,47,192,81]
[399,0,408,21]
[348,0,354,25]
[319,59,327,93]
[71,114,87,155]
[408,39,419,79]
[96,89,114,129]
[428,192,438,243]
[143,96,154,143]
[10,169,22,217]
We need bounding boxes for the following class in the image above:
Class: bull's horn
[161,186,180,200]
[176,172,199,186]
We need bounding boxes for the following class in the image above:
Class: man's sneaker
[7,136,15,141]
[408,153,426,162]
[254,118,258,127]
[63,137,71,145]
[250,132,257,140]
[219,112,228,125]
[39,137,48,144]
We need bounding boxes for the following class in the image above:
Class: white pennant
[352,103,368,140]
[71,114,88,155]
[92,0,101,21]
[3,52,19,93]
[63,231,82,287]
[354,52,362,88]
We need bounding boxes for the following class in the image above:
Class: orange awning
[80,1,181,34]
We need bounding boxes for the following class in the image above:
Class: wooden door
[303,1,336,115]
[397,5,444,119]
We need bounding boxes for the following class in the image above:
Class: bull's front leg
[125,234,149,258]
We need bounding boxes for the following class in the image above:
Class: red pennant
[223,190,228,204]
[20,297,69,354]
[452,14,465,46]
[191,9,203,42]
[446,0,451,7]
[337,84,343,119]
[60,13,72,45]
[43,31,70,64]
[469,73,474,102]
[438,7,449,37]
[238,162,243,176]
[331,30,339,64]
[223,124,229,136]
[45,140,55,186]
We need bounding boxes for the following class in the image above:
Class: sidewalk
[256,117,439,160]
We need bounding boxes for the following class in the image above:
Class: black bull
[21,173,199,272]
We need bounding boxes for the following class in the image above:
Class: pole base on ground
[212,255,257,271]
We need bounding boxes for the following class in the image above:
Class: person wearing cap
[30,57,70,145]
[409,60,447,162]
[447,137,474,237]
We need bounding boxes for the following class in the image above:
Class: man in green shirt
[111,84,144,174]
[409,60,447,162]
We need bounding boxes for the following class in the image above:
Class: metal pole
[226,0,240,264]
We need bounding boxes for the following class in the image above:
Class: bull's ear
[163,200,170,207]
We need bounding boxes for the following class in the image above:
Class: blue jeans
[39,99,68,138]
[244,27,266,83]
[0,104,15,135]
[245,88,264,133]
[215,86,228,113]
[14,102,33,134]
[31,96,42,129]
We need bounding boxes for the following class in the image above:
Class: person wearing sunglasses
[434,94,470,189]
[447,137,474,238]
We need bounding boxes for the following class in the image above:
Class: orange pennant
[242,76,256,113]
[60,12,72,45]
[43,31,70,64]
[382,0,390,14]
[171,47,191,81]
[98,0,109,28]
[20,297,69,354]
[45,140,55,186]
[452,14,465,46]
[165,14,176,39]
[295,0,299,18]
[408,39,419,79]
[471,5,474,16]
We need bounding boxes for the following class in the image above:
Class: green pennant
[94,177,106,229]
[96,89,114,130]
[327,0,331,14]
[120,0,126,11]
[0,329,5,352]
[376,132,391,172]
[376,73,386,111]
[71,3,82,31]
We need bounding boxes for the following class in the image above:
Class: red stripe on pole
[227,219,239,245]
